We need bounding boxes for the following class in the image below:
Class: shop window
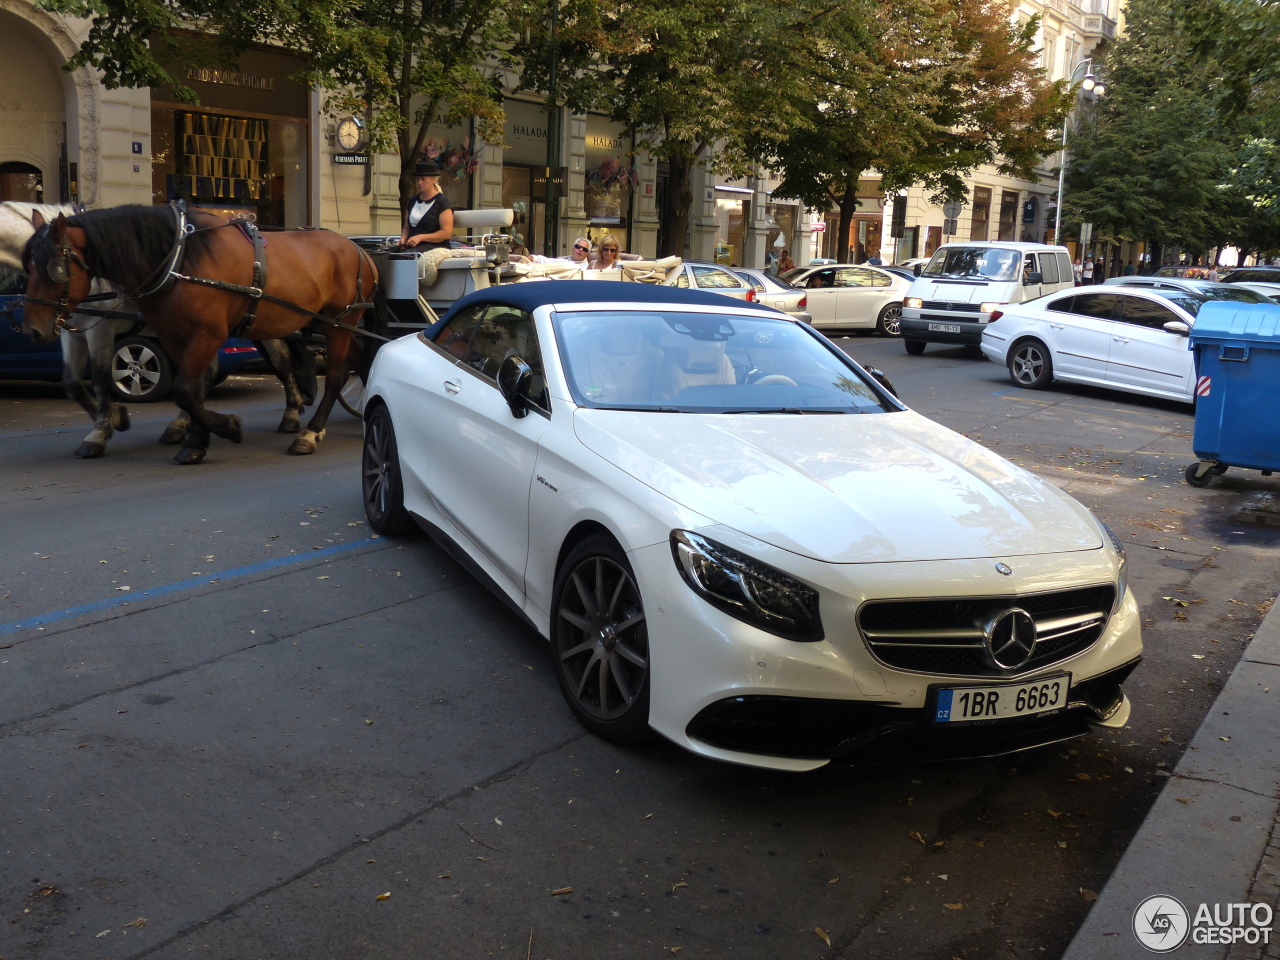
[0,162,42,203]
[971,187,991,242]
[714,195,748,265]
[998,190,1019,241]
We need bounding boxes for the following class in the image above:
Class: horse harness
[20,233,131,334]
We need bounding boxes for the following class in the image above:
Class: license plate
[928,323,962,333]
[934,675,1069,723]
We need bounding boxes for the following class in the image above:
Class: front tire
[904,340,926,356]
[1008,339,1053,389]
[551,534,651,742]
[876,303,903,337]
[110,337,173,403]
[361,406,415,535]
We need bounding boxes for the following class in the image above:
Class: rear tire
[361,406,415,535]
[551,534,651,742]
[904,340,926,356]
[1007,339,1053,389]
[876,303,903,337]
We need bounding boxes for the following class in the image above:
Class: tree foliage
[38,0,514,207]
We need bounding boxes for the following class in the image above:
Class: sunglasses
[573,244,590,252]
[602,247,618,252]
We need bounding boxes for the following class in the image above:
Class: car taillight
[745,288,756,302]
[798,295,807,309]
[988,310,1003,323]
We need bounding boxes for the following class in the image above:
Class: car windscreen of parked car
[1222,268,1280,284]
[554,310,895,414]
[734,271,799,294]
[922,247,1020,281]
[1152,285,1272,316]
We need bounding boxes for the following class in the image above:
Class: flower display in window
[589,156,639,190]
[421,138,478,178]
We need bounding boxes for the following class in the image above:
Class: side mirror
[864,365,899,399]
[1163,320,1191,336]
[913,264,923,277]
[491,355,527,419]
[497,355,533,418]
[1023,272,1043,285]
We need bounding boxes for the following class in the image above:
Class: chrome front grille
[857,585,1116,677]
[920,300,972,311]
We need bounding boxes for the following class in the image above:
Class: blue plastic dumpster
[1185,301,1280,487]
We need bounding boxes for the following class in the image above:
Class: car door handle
[1049,323,1065,329]
[1113,336,1131,344]
[443,379,462,393]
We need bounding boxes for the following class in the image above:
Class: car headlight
[671,530,823,641]
[1101,522,1129,613]
[979,302,1001,314]
[905,297,923,309]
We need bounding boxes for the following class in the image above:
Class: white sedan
[779,264,909,335]
[362,281,1141,772]
[982,283,1272,403]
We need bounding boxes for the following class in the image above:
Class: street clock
[336,117,364,152]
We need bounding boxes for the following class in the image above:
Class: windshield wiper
[729,407,850,415]
[598,405,687,413]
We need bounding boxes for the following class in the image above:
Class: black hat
[413,158,442,177]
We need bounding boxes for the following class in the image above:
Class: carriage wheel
[338,372,365,418]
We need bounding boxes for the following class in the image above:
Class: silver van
[898,241,1076,354]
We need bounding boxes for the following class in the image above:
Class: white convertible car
[361,282,1141,772]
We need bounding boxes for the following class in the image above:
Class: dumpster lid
[1189,301,1280,345]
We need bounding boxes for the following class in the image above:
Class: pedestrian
[1081,256,1095,285]
[1072,259,1083,285]
[866,250,883,266]
[1123,260,1136,276]
[776,250,795,275]
[1208,264,1220,282]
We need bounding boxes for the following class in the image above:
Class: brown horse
[21,204,381,464]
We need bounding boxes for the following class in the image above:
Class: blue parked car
[1,271,258,402]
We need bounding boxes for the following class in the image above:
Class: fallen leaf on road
[672,881,687,892]
[551,887,574,896]
[1177,798,1190,804]
[944,902,964,910]
[96,929,111,938]
[640,813,653,820]
[438,873,451,879]
[365,720,373,726]
[123,917,147,929]
[828,877,839,884]
[494,817,503,825]
[908,830,927,845]
[1162,597,1189,606]
[317,576,330,580]
[1080,888,1099,901]
[366,859,376,864]
[1048,809,1064,817]
[974,840,985,848]
[376,892,391,901]
[1220,736,1231,741]
[1192,655,1205,660]
[115,586,131,592]
[34,885,58,897]
[815,926,832,946]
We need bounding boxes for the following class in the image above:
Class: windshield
[1153,286,1272,316]
[1223,269,1280,284]
[554,310,895,414]
[922,247,1021,282]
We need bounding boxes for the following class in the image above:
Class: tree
[511,0,830,257]
[741,0,1071,256]
[38,0,512,209]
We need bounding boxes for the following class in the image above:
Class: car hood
[573,409,1101,563]
[909,278,1003,303]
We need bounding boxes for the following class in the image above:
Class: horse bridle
[22,233,95,333]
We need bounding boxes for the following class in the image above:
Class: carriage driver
[399,159,455,251]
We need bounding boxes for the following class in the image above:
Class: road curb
[1062,596,1280,959]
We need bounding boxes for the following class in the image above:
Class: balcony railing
[1080,14,1117,39]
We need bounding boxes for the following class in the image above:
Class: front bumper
[900,310,989,345]
[631,534,1142,772]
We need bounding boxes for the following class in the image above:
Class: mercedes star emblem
[983,607,1038,670]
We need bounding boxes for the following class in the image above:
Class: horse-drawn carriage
[13,201,687,464]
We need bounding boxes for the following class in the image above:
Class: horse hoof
[287,437,316,456]
[173,447,206,465]
[158,426,186,445]
[277,415,302,434]
[74,441,106,459]
[225,414,243,444]
[112,405,131,433]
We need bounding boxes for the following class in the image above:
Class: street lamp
[1054,58,1106,241]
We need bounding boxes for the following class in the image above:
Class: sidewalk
[1063,595,1280,959]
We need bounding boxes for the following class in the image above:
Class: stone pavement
[1063,594,1280,960]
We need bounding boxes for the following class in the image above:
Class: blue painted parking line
[0,537,378,637]
[990,388,1016,396]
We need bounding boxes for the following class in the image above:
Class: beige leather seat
[576,327,661,404]
[660,340,736,397]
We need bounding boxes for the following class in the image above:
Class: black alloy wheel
[877,303,903,337]
[110,336,173,403]
[361,406,415,535]
[1008,339,1053,389]
[551,534,651,741]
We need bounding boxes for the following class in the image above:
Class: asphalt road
[1,341,1277,960]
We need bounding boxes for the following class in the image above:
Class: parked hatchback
[731,268,812,323]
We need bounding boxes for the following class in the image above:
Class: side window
[674,271,690,288]
[1055,253,1074,282]
[1022,254,1037,280]
[460,306,549,410]
[432,303,487,362]
[692,266,741,289]
[806,270,836,289]
[1067,293,1118,320]
[1047,295,1075,314]
[839,268,879,287]
[867,269,891,288]
[1117,296,1182,330]
[1040,254,1059,284]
